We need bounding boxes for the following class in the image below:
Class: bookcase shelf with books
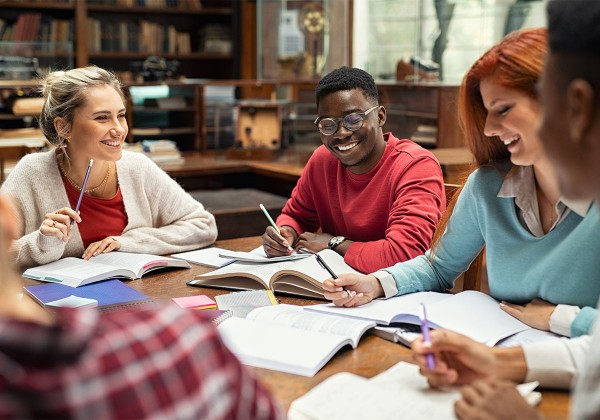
[0,1,240,79]
[86,1,238,79]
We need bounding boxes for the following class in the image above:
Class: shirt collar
[498,165,592,217]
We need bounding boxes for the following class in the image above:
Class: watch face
[329,236,345,249]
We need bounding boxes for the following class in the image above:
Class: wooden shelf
[0,2,73,11]
[87,5,232,15]
[89,52,232,60]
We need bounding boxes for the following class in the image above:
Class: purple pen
[418,303,436,370]
[71,159,94,225]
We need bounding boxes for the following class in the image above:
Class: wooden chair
[444,183,485,292]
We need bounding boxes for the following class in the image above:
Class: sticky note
[172,295,216,310]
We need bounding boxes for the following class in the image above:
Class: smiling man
[261,66,445,273]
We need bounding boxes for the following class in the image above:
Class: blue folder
[24,279,154,312]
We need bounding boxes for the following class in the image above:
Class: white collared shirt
[497,165,590,238]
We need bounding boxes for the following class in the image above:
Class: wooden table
[21,236,570,418]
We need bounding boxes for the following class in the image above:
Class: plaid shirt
[0,305,280,419]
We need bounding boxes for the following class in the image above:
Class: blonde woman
[1,66,217,269]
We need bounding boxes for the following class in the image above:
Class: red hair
[431,28,548,253]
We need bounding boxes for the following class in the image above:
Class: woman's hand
[322,273,384,307]
[82,236,121,260]
[39,207,81,242]
[500,298,556,331]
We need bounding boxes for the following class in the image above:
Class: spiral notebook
[23,279,154,312]
[215,290,278,318]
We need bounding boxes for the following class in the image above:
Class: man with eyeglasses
[262,66,445,273]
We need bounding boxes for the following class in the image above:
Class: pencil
[71,159,94,225]
[259,203,294,252]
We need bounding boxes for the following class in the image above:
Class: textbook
[23,252,191,288]
[288,362,541,420]
[188,249,361,299]
[217,304,376,377]
[305,290,532,346]
[23,279,154,311]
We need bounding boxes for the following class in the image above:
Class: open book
[23,252,190,288]
[217,304,376,377]
[306,290,533,346]
[188,249,361,299]
[288,362,541,420]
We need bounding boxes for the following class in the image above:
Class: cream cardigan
[1,149,218,269]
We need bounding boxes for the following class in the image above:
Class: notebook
[215,289,278,318]
[23,279,154,312]
[288,361,541,419]
[171,247,237,268]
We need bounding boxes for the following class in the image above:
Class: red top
[276,133,446,273]
[63,180,128,247]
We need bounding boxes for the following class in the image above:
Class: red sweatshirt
[276,133,445,272]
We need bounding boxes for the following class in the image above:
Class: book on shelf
[187,249,361,299]
[288,361,541,419]
[217,304,376,377]
[23,252,190,288]
[305,290,535,346]
[24,279,154,312]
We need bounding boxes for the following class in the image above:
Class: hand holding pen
[260,203,296,255]
[40,159,93,242]
[314,253,353,298]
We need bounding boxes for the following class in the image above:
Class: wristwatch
[328,236,346,250]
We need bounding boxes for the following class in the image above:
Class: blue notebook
[23,279,154,312]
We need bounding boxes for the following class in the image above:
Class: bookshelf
[377,82,463,149]
[0,0,240,79]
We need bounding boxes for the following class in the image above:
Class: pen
[259,203,294,252]
[71,159,94,226]
[418,303,436,370]
[314,253,353,298]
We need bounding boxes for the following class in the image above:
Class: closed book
[24,279,154,312]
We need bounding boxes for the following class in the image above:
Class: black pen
[314,253,353,297]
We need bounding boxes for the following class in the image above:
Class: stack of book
[141,139,184,165]
[411,124,437,148]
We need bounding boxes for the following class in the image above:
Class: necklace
[59,158,112,194]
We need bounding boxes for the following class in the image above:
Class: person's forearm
[491,347,528,382]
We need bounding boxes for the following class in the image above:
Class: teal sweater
[384,161,599,336]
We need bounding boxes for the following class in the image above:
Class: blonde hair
[38,66,125,148]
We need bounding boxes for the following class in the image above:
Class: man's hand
[262,226,297,257]
[455,380,540,420]
[411,330,527,387]
[295,232,333,254]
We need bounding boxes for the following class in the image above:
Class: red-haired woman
[323,28,599,338]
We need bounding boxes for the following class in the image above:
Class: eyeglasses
[314,105,380,136]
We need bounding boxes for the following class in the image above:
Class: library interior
[0,0,589,418]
